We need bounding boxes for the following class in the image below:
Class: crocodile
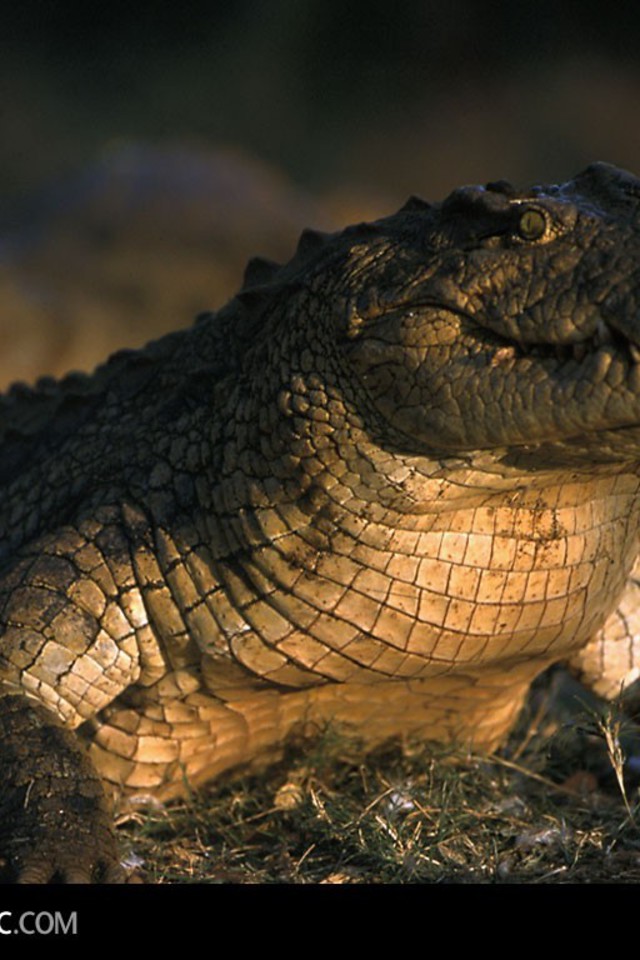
[2,160,640,882]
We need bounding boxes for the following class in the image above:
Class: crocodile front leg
[568,560,640,699]
[0,505,162,882]
[0,694,123,883]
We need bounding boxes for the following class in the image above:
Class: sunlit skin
[2,162,640,881]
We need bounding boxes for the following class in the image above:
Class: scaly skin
[3,161,640,881]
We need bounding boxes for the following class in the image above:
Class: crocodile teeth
[594,317,612,346]
[629,342,640,364]
[490,346,517,366]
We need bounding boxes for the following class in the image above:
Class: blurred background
[2,0,640,388]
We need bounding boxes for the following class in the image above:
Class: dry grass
[116,668,640,884]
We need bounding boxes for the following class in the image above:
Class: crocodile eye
[517,207,547,241]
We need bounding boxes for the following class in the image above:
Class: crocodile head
[330,162,640,464]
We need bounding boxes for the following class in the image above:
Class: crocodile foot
[0,694,124,883]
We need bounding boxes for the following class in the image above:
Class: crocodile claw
[0,694,123,884]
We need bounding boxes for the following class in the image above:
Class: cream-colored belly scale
[79,472,640,802]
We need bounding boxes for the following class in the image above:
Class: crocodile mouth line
[401,301,640,368]
[486,318,640,368]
